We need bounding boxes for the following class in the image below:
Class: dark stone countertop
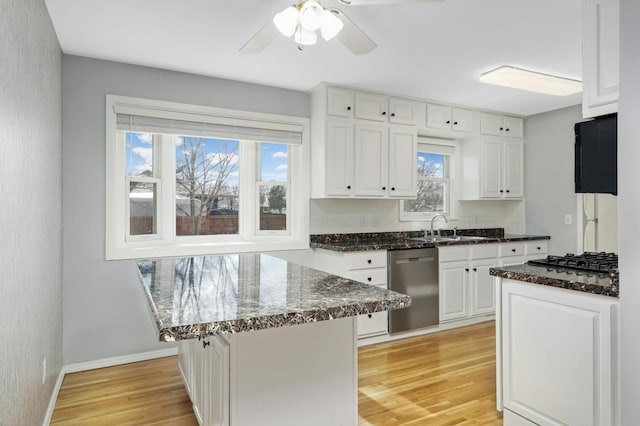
[135,253,411,342]
[309,229,550,252]
[490,263,619,298]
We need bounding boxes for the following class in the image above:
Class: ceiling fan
[240,0,444,55]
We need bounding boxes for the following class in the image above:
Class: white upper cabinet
[327,86,354,117]
[479,138,523,199]
[388,126,418,197]
[426,104,473,133]
[354,123,388,196]
[355,92,388,122]
[325,117,355,196]
[388,97,417,126]
[480,113,524,138]
[582,0,620,118]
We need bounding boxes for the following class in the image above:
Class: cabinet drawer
[346,251,387,270]
[438,246,469,262]
[345,268,387,286]
[525,241,548,256]
[470,243,499,260]
[357,311,388,337]
[501,242,525,257]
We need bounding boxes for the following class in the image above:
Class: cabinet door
[178,340,193,400]
[469,258,497,316]
[503,140,524,198]
[357,311,388,337]
[426,104,452,130]
[451,108,473,133]
[325,118,354,196]
[503,116,524,138]
[203,336,230,426]
[480,139,503,198]
[480,113,504,136]
[582,0,619,118]
[439,260,469,322]
[355,92,387,122]
[388,126,417,198]
[502,281,618,426]
[355,123,387,196]
[327,87,354,117]
[388,97,417,125]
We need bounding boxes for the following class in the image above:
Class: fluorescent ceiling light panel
[479,66,582,96]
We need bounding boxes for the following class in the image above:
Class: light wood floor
[51,321,501,425]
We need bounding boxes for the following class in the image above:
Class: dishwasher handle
[394,256,435,264]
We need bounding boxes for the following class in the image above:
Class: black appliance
[528,252,618,274]
[574,113,617,195]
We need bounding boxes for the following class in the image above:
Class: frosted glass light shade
[273,6,299,37]
[294,27,318,45]
[319,10,343,40]
[479,66,583,96]
[299,1,323,31]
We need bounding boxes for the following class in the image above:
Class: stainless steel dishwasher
[388,248,439,333]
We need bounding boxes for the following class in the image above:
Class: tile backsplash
[309,198,525,235]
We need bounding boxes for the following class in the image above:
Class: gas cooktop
[528,252,618,274]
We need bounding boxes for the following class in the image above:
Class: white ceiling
[44,0,583,116]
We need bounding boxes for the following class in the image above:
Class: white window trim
[105,95,310,260]
[399,139,458,222]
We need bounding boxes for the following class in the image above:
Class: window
[400,139,455,220]
[106,95,309,260]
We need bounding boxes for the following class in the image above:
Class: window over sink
[400,138,456,221]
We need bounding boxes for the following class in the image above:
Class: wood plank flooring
[51,321,501,425]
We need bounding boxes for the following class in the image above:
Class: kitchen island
[490,262,620,426]
[135,253,410,426]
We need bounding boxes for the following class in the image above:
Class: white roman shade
[417,136,456,156]
[115,105,303,145]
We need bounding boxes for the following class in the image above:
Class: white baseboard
[64,347,178,374]
[42,347,179,425]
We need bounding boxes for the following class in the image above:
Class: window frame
[105,95,310,260]
[399,140,457,221]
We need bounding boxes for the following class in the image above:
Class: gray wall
[619,0,640,421]
[0,0,63,424]
[62,55,309,364]
[524,104,582,254]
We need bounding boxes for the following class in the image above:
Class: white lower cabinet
[313,249,389,338]
[438,244,499,322]
[500,280,619,426]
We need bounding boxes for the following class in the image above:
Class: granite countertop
[135,253,411,342]
[309,229,550,252]
[489,263,619,298]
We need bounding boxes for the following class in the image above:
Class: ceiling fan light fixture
[299,1,323,31]
[294,26,318,45]
[479,66,583,96]
[319,10,344,40]
[273,6,299,37]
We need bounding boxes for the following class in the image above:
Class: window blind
[115,107,303,145]
[417,136,456,156]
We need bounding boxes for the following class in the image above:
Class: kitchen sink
[410,235,490,243]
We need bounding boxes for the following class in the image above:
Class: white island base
[178,317,358,426]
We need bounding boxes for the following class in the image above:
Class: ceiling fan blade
[330,9,377,55]
[337,0,444,4]
[239,20,280,54]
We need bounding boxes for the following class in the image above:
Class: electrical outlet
[564,214,573,225]
[42,358,46,385]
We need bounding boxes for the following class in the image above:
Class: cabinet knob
[506,189,510,193]
[347,185,351,189]
[382,186,386,190]
[367,314,372,319]
[511,249,516,253]
[499,190,504,193]
[505,128,510,132]
[367,277,372,282]
[465,268,470,272]
[446,120,451,124]
[347,106,352,111]
[473,268,477,272]
[391,187,395,191]
[391,113,396,117]
[367,259,372,264]
[382,111,387,115]
[202,340,210,348]
[537,246,541,250]
[500,127,504,131]
[453,121,458,125]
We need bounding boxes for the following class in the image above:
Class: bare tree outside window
[404,152,447,214]
[175,137,239,236]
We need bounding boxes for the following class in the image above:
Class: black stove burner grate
[528,252,618,273]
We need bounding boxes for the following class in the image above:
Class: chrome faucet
[430,214,448,237]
